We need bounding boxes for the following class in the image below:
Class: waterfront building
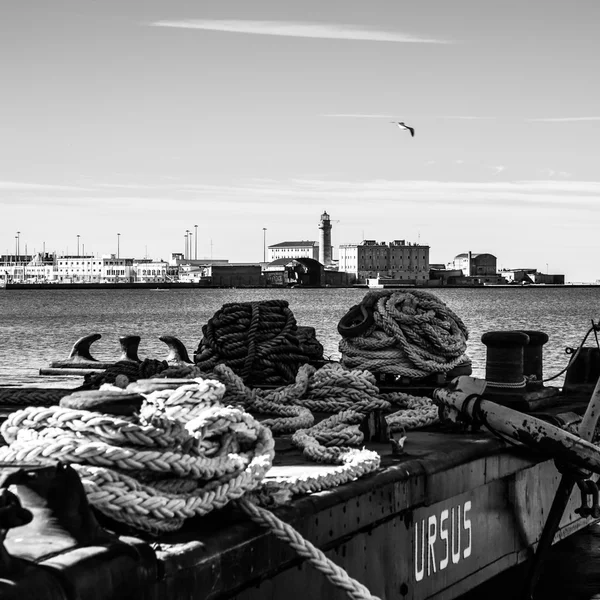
[100,255,135,283]
[499,268,565,285]
[56,255,103,283]
[132,259,169,283]
[267,241,319,262]
[178,263,262,287]
[338,240,430,284]
[0,253,52,283]
[449,252,497,277]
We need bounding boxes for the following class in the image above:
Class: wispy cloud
[322,114,493,120]
[150,20,453,44]
[540,168,572,178]
[527,116,600,122]
[492,165,505,174]
[153,178,600,213]
[0,181,92,191]
[436,116,496,120]
[322,114,399,119]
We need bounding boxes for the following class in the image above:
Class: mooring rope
[0,387,78,407]
[238,498,381,600]
[339,290,469,378]
[194,299,310,385]
[0,380,383,600]
[0,391,276,534]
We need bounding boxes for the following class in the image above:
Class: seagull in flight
[391,121,415,137]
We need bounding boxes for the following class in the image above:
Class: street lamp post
[16,231,20,259]
[117,233,120,259]
[77,235,80,257]
[262,228,267,263]
[194,225,198,260]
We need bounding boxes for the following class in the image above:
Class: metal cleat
[159,335,193,366]
[47,333,114,370]
[118,335,142,363]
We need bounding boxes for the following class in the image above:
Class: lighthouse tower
[318,210,332,266]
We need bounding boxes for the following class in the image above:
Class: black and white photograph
[1,1,600,599]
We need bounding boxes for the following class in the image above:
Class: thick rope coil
[194,299,310,385]
[238,498,381,600]
[0,387,77,407]
[0,382,275,534]
[339,290,470,378]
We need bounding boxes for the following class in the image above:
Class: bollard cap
[481,331,530,347]
[517,330,549,346]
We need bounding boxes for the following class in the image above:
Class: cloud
[150,19,453,44]
[527,117,600,122]
[322,114,399,119]
[492,166,505,174]
[436,116,496,120]
[157,178,600,214]
[0,181,92,191]
[540,168,572,178]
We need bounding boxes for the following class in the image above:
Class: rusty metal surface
[141,432,591,600]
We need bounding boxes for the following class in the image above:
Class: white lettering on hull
[414,501,472,582]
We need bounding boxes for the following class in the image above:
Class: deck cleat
[118,335,142,363]
[159,335,193,366]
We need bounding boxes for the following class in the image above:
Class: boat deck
[3,411,595,600]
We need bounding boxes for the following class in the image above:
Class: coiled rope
[194,299,310,385]
[0,379,383,600]
[339,290,470,379]
[0,387,275,535]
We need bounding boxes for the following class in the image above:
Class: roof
[268,241,317,249]
[454,253,496,260]
[267,257,324,268]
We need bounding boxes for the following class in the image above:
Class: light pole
[186,230,190,260]
[77,234,80,256]
[194,225,198,260]
[16,231,20,259]
[117,233,120,259]
[14,236,17,261]
[262,228,267,263]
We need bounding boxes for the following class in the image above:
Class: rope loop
[339,290,470,378]
[194,299,310,385]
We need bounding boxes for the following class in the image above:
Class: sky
[1,0,599,281]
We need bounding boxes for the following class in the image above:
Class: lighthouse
[318,210,332,266]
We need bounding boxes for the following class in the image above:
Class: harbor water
[1,286,599,387]
[1,285,600,599]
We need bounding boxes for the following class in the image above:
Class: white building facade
[133,259,169,283]
[267,241,319,262]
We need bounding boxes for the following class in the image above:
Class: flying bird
[391,121,415,137]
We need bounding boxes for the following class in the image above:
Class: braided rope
[238,498,381,600]
[0,387,76,406]
[339,290,469,378]
[0,382,275,534]
[194,300,310,385]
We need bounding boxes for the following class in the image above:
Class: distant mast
[318,210,332,266]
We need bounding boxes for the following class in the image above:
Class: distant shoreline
[2,282,600,291]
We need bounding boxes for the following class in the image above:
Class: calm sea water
[0,286,599,387]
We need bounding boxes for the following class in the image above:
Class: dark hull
[1,427,595,600]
